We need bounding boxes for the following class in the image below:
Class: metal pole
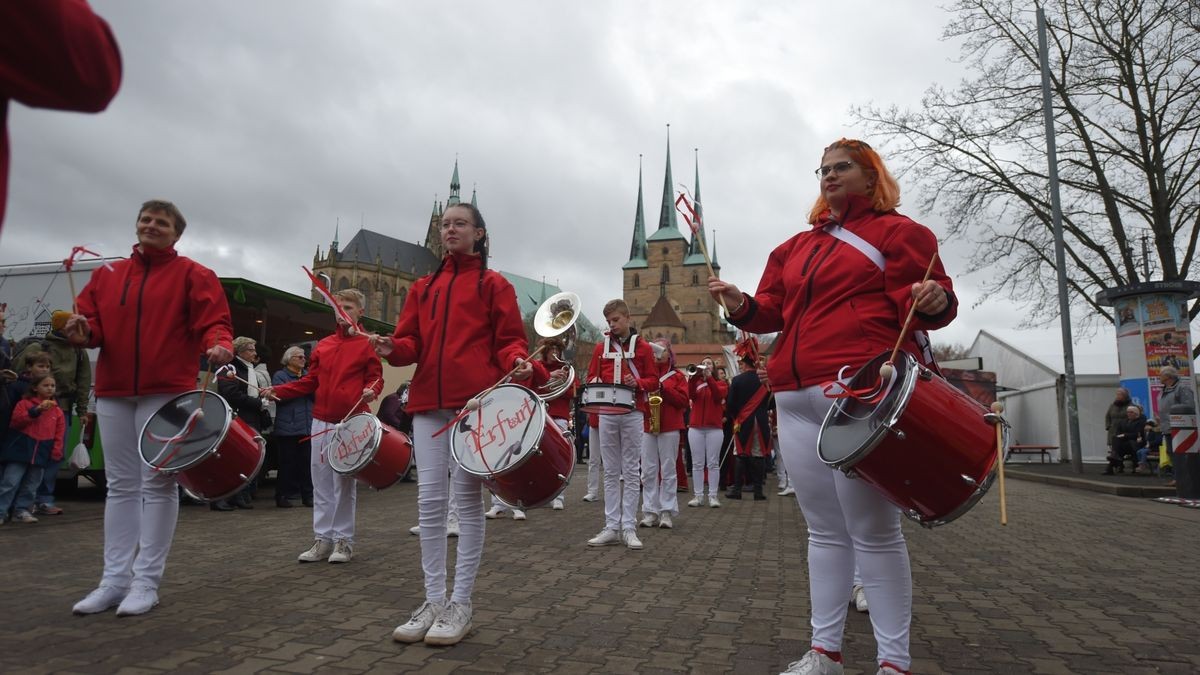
[1038,5,1084,473]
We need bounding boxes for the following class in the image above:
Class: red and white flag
[303,266,360,331]
[674,191,701,235]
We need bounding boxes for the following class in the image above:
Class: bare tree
[853,0,1200,350]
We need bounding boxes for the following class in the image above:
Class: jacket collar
[131,244,179,265]
[817,193,878,228]
[445,252,483,272]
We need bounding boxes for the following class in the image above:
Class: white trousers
[96,394,179,591]
[641,430,679,516]
[598,411,643,531]
[775,387,911,671]
[688,427,723,498]
[413,411,486,604]
[586,425,602,497]
[311,418,357,544]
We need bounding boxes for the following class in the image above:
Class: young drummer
[638,338,689,529]
[687,356,727,508]
[585,299,657,550]
[264,288,383,565]
[374,202,530,647]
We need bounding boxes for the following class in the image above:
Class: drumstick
[431,345,548,438]
[991,401,1008,526]
[339,378,381,425]
[881,252,939,379]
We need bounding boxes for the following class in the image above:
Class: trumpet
[686,364,710,376]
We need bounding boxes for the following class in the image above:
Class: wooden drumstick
[431,345,548,438]
[880,252,940,380]
[991,401,1008,526]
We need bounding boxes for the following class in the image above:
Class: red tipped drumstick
[431,345,546,438]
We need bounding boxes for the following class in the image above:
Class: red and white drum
[450,384,575,509]
[138,390,265,502]
[328,413,413,490]
[579,382,636,415]
[817,351,1004,527]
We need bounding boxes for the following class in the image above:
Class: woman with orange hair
[709,139,956,675]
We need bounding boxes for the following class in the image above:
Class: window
[633,273,640,288]
[692,271,699,286]
[661,265,670,283]
[380,283,390,320]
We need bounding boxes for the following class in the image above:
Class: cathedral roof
[337,229,440,276]
[643,294,685,328]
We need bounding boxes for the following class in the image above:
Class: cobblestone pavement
[1,468,1197,675]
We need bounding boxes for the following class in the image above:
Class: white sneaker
[581,493,598,502]
[659,513,673,529]
[484,505,506,519]
[115,585,159,617]
[552,497,564,510]
[587,528,620,546]
[392,600,445,643]
[687,496,704,507]
[409,525,420,536]
[73,585,128,615]
[328,540,353,563]
[778,486,796,496]
[298,539,334,563]
[446,518,460,537]
[780,649,844,674]
[511,509,526,521]
[622,529,643,550]
[852,584,869,613]
[708,496,721,508]
[639,513,659,528]
[875,665,906,675]
[424,601,472,645]
[13,510,38,523]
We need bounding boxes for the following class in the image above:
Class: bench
[1007,443,1056,464]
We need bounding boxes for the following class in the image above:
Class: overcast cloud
[0,0,1119,372]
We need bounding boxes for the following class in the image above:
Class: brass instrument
[648,390,663,433]
[685,364,709,377]
[532,291,581,401]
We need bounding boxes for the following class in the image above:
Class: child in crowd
[0,374,65,523]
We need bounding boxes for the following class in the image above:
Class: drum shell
[579,383,636,415]
[484,420,575,510]
[329,414,413,490]
[176,416,265,502]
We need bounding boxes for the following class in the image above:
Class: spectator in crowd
[1106,405,1147,475]
[1158,365,1197,494]
[271,346,314,508]
[3,352,54,432]
[0,374,65,523]
[1138,419,1163,474]
[215,337,270,510]
[1104,388,1132,465]
[13,309,91,516]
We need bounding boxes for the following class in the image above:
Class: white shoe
[780,649,844,674]
[446,519,460,537]
[115,585,159,617]
[424,600,472,645]
[852,584,869,613]
[622,529,643,550]
[778,486,796,496]
[328,540,353,563]
[298,539,334,563]
[13,510,38,523]
[708,496,721,508]
[659,513,673,529]
[72,585,128,615]
[512,509,526,520]
[409,525,420,536]
[639,513,659,528]
[875,665,905,675]
[485,505,506,519]
[581,493,598,502]
[392,600,445,643]
[587,528,620,546]
[552,497,564,510]
[687,496,704,508]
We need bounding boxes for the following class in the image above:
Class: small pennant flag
[303,266,360,331]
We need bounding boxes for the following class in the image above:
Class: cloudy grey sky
[1,0,1119,372]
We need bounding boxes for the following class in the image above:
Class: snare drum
[328,413,413,490]
[139,391,265,502]
[579,382,636,415]
[817,351,1004,527]
[450,384,575,509]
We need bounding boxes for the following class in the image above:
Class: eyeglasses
[815,161,855,178]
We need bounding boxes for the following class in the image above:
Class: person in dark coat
[215,337,271,509]
[724,338,772,501]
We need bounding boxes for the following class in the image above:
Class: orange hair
[806,139,901,224]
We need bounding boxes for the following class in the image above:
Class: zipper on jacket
[132,257,152,395]
[430,290,440,320]
[120,274,133,306]
[791,240,839,386]
[436,259,461,409]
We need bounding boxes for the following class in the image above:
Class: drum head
[817,351,916,465]
[451,384,546,477]
[139,391,233,472]
[329,413,382,474]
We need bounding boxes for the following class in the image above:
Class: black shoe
[276,498,294,508]
[210,500,235,512]
[302,496,314,508]
[725,491,742,500]
[753,493,767,501]
[235,498,254,510]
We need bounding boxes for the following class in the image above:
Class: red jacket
[531,359,578,421]
[1,396,65,464]
[0,0,121,229]
[384,253,528,413]
[586,333,659,413]
[642,365,689,434]
[688,373,728,428]
[729,195,956,390]
[77,245,234,398]
[271,325,383,424]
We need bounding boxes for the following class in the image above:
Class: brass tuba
[531,291,581,401]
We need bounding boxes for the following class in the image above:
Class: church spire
[623,155,648,270]
[648,125,685,243]
[331,218,340,254]
[447,158,462,206]
[471,183,478,208]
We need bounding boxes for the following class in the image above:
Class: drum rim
[138,390,235,473]
[451,383,548,477]
[581,382,637,393]
[817,352,919,468]
[328,412,383,474]
[579,382,637,414]
[180,435,266,503]
[490,436,577,510]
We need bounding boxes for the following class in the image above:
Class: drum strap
[823,223,938,370]
[604,334,641,382]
